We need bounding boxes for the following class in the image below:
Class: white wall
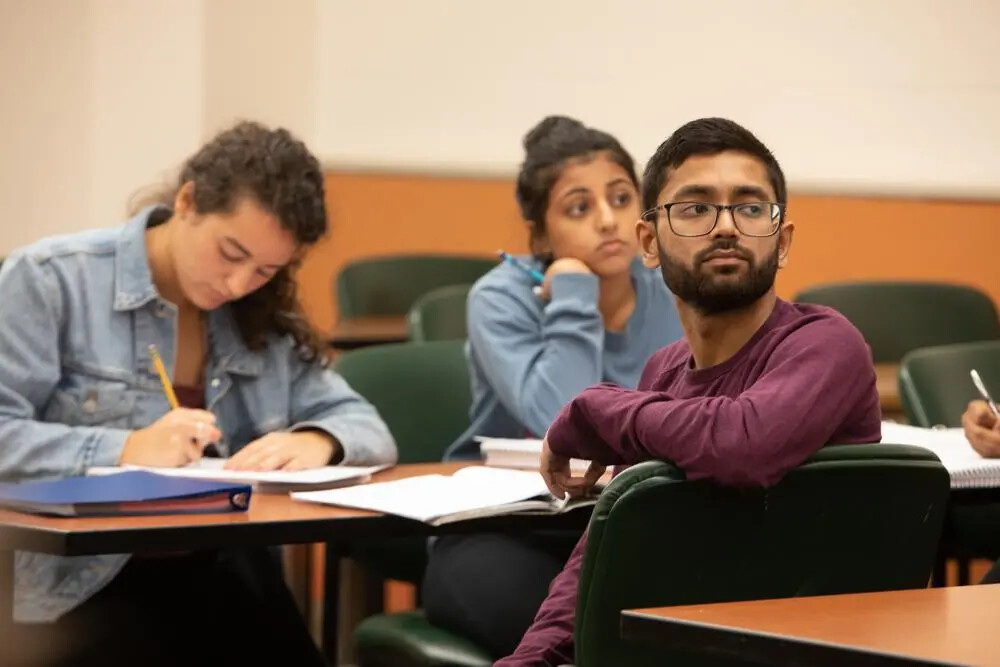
[90,0,205,228]
[1,0,997,256]
[0,0,319,256]
[315,0,1000,198]
[202,0,318,142]
[0,0,93,253]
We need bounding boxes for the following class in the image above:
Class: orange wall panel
[297,172,999,335]
[777,195,1000,305]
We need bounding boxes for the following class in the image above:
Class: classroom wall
[201,0,319,141]
[0,0,205,253]
[297,171,1000,334]
[0,0,94,253]
[1,0,997,314]
[0,0,319,255]
[315,0,1000,198]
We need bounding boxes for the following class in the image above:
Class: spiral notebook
[880,421,1000,489]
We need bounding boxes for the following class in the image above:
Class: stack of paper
[476,437,592,475]
[89,458,389,493]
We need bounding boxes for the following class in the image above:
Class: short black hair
[641,118,786,211]
[516,116,638,262]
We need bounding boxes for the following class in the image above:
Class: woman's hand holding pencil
[118,343,221,467]
[119,409,221,467]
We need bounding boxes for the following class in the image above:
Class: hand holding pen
[963,369,1000,458]
[971,369,999,418]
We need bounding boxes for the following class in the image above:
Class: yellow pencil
[148,344,179,410]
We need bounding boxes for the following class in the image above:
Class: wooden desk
[329,316,408,350]
[0,462,590,661]
[622,585,1000,667]
[876,363,903,416]
[0,463,456,555]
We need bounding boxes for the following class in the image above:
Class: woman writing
[0,121,395,665]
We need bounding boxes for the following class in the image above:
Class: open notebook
[880,421,1000,489]
[291,466,599,526]
[89,458,389,493]
[477,437,593,475]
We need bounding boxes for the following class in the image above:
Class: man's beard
[658,237,779,315]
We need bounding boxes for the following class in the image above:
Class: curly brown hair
[146,121,329,363]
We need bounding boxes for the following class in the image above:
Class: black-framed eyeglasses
[640,201,784,237]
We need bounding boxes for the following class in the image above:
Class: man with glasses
[497,118,883,666]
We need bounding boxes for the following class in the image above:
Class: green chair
[330,341,473,630]
[407,284,472,343]
[335,340,472,465]
[899,340,1000,585]
[794,281,999,363]
[336,255,494,319]
[354,444,949,667]
[356,612,493,667]
[899,340,1000,428]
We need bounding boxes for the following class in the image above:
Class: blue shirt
[0,206,397,621]
[444,255,684,459]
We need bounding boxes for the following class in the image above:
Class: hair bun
[522,116,587,152]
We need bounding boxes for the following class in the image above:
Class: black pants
[422,531,580,659]
[11,548,327,667]
[948,500,1000,554]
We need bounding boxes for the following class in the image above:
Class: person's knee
[423,533,565,624]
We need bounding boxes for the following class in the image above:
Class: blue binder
[0,471,252,517]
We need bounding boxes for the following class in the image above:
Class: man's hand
[540,437,605,500]
[962,400,1000,458]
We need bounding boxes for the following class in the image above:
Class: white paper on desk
[880,421,1000,488]
[88,458,390,493]
[291,466,552,522]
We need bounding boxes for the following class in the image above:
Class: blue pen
[497,250,545,284]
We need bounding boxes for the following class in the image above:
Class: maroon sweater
[497,299,882,666]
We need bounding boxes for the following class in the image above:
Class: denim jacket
[0,206,397,622]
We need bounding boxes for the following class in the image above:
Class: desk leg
[0,550,13,667]
[957,556,971,585]
[933,555,947,587]
[322,543,341,665]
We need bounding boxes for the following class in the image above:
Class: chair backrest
[335,254,494,319]
[573,444,950,667]
[898,340,1000,428]
[406,284,472,343]
[334,341,471,463]
[794,281,1000,363]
